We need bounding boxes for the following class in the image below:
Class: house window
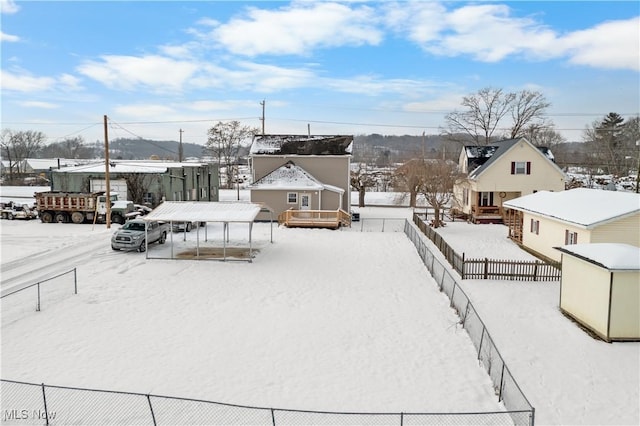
[287,192,298,204]
[565,230,578,245]
[530,219,539,235]
[511,161,531,175]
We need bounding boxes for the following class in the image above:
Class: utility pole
[103,115,112,229]
[259,99,265,135]
[178,128,184,162]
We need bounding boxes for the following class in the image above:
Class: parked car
[0,202,38,220]
[111,219,169,252]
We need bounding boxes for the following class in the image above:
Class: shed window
[530,219,540,235]
[287,192,298,204]
[511,161,531,175]
[565,230,578,245]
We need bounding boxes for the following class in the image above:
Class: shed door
[300,193,311,210]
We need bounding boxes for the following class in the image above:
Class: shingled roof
[249,135,353,155]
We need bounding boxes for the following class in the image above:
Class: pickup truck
[111,219,169,252]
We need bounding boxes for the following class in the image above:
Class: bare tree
[509,90,551,139]
[206,121,257,188]
[524,125,566,147]
[393,159,427,208]
[350,163,377,207]
[120,173,162,206]
[1,129,46,182]
[444,87,551,146]
[444,87,514,146]
[418,160,464,228]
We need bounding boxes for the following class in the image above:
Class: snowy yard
[1,214,502,418]
[1,188,639,425]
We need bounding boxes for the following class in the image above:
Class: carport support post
[249,221,253,263]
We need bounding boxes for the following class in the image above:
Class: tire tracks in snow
[1,237,117,296]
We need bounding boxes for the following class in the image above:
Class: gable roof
[504,188,640,229]
[466,138,559,179]
[250,134,353,155]
[248,161,343,193]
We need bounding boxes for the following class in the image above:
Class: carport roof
[143,201,262,223]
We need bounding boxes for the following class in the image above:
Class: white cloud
[210,2,382,56]
[1,31,19,42]
[0,70,56,92]
[559,17,640,71]
[17,101,59,109]
[393,2,638,71]
[77,55,199,92]
[0,0,19,14]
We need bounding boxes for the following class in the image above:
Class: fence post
[41,383,49,426]
[382,218,385,232]
[271,408,276,426]
[484,258,488,279]
[449,281,456,306]
[36,282,41,312]
[461,252,466,279]
[533,261,538,282]
[74,267,78,294]
[146,395,157,426]
[461,300,470,327]
[498,363,505,402]
[477,327,485,360]
[400,412,404,426]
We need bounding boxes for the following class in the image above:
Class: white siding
[560,254,612,339]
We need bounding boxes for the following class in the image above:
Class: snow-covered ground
[1,187,639,425]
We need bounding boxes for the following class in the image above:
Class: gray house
[50,160,219,206]
[248,135,353,221]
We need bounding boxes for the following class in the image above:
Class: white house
[504,188,640,262]
[452,138,566,223]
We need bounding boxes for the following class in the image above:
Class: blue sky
[1,0,638,146]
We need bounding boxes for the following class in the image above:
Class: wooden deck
[278,209,351,229]
[471,205,504,224]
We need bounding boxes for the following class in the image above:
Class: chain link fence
[404,220,535,426]
[1,221,534,425]
[1,268,77,326]
[343,217,407,232]
[1,379,532,425]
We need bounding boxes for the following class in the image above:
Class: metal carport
[141,201,273,262]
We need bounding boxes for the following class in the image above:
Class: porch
[278,209,351,229]
[471,205,504,224]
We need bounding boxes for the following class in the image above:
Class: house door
[479,192,494,207]
[300,193,311,210]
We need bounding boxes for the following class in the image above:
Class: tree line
[2,87,638,184]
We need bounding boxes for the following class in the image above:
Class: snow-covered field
[1,187,639,425]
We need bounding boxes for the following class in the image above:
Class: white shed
[555,243,640,342]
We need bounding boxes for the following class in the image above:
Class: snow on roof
[53,160,207,174]
[467,138,558,179]
[248,161,343,192]
[143,201,262,223]
[26,158,80,169]
[504,188,640,228]
[555,243,640,270]
[249,134,353,155]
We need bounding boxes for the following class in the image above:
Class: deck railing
[278,209,351,229]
